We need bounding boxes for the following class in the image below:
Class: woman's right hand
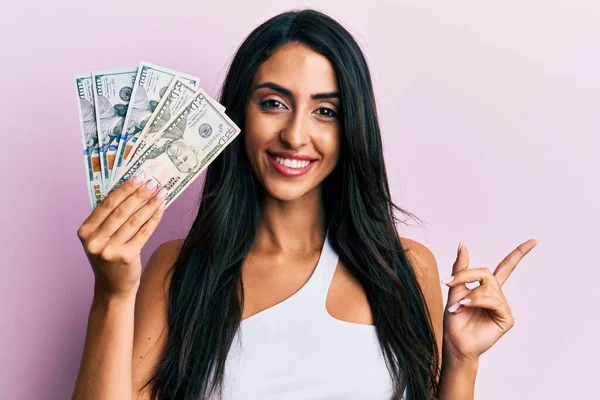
[76,174,167,297]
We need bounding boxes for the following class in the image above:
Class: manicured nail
[459,298,471,305]
[534,239,540,247]
[441,276,454,285]
[156,187,168,198]
[448,302,461,313]
[145,179,157,190]
[132,173,145,185]
[457,241,463,255]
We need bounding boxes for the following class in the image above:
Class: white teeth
[273,156,310,169]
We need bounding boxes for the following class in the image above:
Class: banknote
[109,62,200,186]
[74,74,103,209]
[109,89,240,208]
[123,77,226,174]
[91,67,137,191]
[120,76,198,173]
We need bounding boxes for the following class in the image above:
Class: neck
[255,187,326,253]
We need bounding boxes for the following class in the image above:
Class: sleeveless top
[207,231,406,400]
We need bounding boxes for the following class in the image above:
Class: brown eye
[260,99,286,109]
[316,107,338,119]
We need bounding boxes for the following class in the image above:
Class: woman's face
[245,42,341,202]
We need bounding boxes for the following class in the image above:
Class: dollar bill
[120,77,198,172]
[74,74,103,209]
[122,76,226,174]
[92,67,137,191]
[109,89,240,208]
[109,62,200,185]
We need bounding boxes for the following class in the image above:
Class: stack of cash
[74,61,240,210]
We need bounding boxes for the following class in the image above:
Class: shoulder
[138,239,184,300]
[399,237,444,359]
[399,237,438,280]
[140,239,185,294]
[148,239,185,270]
[398,236,442,295]
[135,239,185,311]
[141,238,186,298]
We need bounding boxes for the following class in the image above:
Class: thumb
[448,242,470,297]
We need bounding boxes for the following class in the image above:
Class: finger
[452,295,514,329]
[443,267,501,291]
[97,178,161,238]
[448,291,504,314]
[460,279,506,303]
[78,173,147,238]
[445,287,471,314]
[494,239,538,287]
[110,188,168,246]
[445,242,470,296]
[123,201,167,252]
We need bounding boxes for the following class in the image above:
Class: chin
[262,179,316,202]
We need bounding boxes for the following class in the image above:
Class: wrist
[438,350,479,400]
[93,281,139,305]
[442,340,480,370]
[441,354,479,373]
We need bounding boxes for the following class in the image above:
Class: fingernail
[156,187,168,198]
[132,173,145,185]
[457,241,463,256]
[145,179,157,190]
[448,302,461,313]
[459,298,471,305]
[534,239,540,247]
[441,276,454,285]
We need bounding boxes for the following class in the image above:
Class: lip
[268,151,316,161]
[267,153,316,177]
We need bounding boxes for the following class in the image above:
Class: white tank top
[208,232,405,400]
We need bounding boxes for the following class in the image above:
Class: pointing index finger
[493,239,538,286]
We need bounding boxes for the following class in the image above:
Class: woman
[73,9,537,400]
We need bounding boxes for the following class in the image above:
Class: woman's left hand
[441,239,538,363]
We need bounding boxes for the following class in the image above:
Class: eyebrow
[253,81,340,100]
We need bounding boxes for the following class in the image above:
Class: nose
[279,110,310,149]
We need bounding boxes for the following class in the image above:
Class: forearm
[72,284,137,400]
[436,352,479,400]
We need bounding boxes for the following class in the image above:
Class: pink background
[1,1,598,399]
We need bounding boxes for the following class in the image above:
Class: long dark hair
[144,9,440,400]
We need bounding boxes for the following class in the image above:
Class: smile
[267,152,316,177]
[274,156,310,169]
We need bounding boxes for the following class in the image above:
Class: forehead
[252,43,338,94]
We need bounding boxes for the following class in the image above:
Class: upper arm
[131,239,183,399]
[400,237,444,368]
